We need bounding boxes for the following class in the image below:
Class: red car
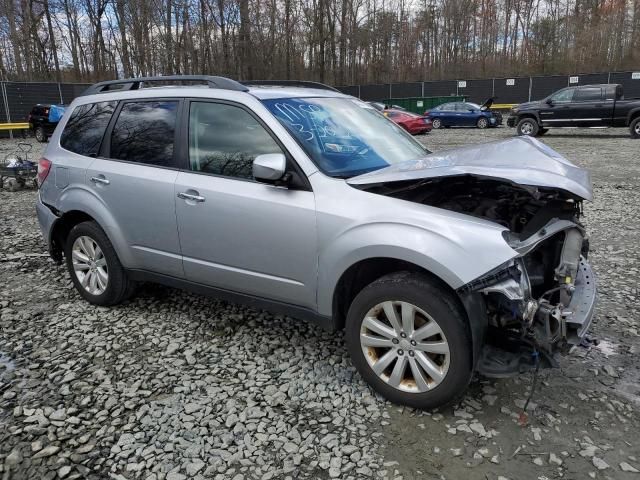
[384,109,432,135]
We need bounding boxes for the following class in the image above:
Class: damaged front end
[348,137,597,377]
[459,219,596,377]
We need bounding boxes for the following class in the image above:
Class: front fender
[56,185,136,268]
[316,221,518,317]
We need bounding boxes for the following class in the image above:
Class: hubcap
[521,122,533,135]
[72,236,108,296]
[478,118,487,128]
[432,119,441,128]
[360,301,450,393]
[635,122,640,135]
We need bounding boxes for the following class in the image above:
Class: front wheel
[630,117,640,139]
[431,118,442,129]
[476,117,489,129]
[345,272,473,409]
[65,221,135,306]
[516,118,539,137]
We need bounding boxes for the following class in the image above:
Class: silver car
[35,76,597,409]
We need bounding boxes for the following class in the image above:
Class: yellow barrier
[490,104,517,110]
[0,123,30,131]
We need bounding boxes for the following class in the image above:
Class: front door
[174,100,318,308]
[87,99,184,278]
[539,87,575,127]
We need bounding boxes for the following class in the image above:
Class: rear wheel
[476,117,489,129]
[35,126,47,143]
[630,117,640,139]
[516,118,539,137]
[431,118,442,129]
[65,221,135,306]
[345,272,473,409]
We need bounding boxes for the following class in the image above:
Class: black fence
[1,72,639,124]
[337,71,640,104]
[0,81,91,124]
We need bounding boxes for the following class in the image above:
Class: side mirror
[253,153,287,182]
[545,98,553,105]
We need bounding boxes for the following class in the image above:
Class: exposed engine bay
[357,175,597,376]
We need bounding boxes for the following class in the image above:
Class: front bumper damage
[459,219,597,377]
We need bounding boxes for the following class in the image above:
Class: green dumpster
[382,96,466,114]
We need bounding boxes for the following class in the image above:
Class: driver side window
[550,89,575,103]
[188,102,283,180]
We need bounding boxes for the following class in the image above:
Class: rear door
[571,86,609,126]
[86,99,184,278]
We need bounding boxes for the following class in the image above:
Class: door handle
[90,176,110,185]
[177,192,206,202]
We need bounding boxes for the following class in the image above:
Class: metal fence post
[421,82,425,97]
[1,81,14,139]
[528,77,533,102]
[58,82,64,104]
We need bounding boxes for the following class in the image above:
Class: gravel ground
[1,128,639,480]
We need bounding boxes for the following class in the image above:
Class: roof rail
[81,75,249,96]
[242,80,339,92]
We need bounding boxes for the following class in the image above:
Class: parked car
[28,104,65,142]
[368,101,407,112]
[425,99,501,129]
[36,76,596,409]
[384,109,432,135]
[507,84,640,138]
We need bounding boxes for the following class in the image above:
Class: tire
[431,118,442,129]
[630,117,640,139]
[516,118,539,137]
[64,221,135,306]
[35,126,47,143]
[345,272,473,410]
[476,117,489,129]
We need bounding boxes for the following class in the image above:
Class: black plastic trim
[126,269,335,331]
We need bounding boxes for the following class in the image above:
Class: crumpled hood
[347,137,593,201]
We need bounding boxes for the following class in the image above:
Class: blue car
[426,99,502,129]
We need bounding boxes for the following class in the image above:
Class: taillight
[424,111,430,116]
[37,157,52,187]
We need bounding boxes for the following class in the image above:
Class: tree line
[0,0,638,86]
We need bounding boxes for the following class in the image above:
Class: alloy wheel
[71,236,108,296]
[432,118,441,129]
[477,118,488,128]
[520,121,534,135]
[359,300,450,393]
[635,122,640,135]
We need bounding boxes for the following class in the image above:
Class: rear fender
[56,185,135,267]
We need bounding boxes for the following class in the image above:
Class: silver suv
[36,76,597,409]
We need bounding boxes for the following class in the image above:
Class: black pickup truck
[507,84,640,138]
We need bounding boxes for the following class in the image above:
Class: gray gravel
[1,128,640,480]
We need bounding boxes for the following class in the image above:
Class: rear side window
[61,101,116,156]
[110,101,178,167]
[574,87,602,102]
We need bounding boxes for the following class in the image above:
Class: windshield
[262,97,429,177]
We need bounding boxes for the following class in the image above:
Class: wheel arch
[330,256,487,367]
[627,107,640,124]
[50,188,135,268]
[516,112,540,124]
